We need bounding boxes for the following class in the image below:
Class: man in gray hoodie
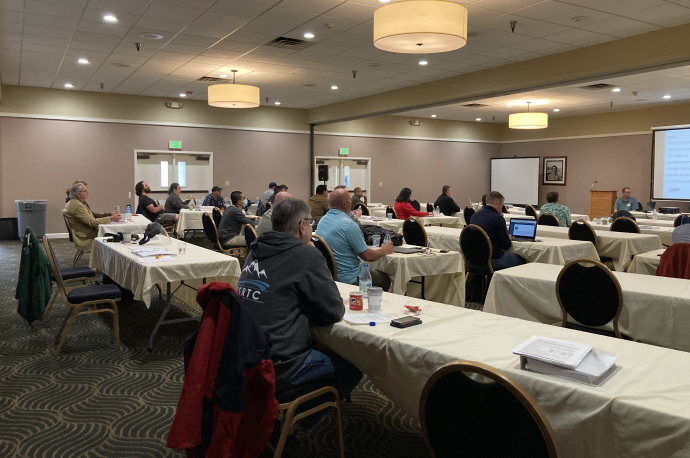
[237,197,361,406]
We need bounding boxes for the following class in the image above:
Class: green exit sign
[338,148,349,156]
[169,140,182,149]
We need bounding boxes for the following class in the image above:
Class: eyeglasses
[301,218,315,227]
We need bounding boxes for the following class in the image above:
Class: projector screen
[653,127,690,200]
[491,157,540,205]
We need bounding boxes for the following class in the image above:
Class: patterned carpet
[0,238,432,458]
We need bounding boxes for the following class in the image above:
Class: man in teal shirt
[614,187,639,212]
[539,191,572,227]
[317,188,393,289]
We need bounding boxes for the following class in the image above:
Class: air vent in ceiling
[198,76,223,82]
[463,103,489,108]
[266,36,313,50]
[580,83,614,90]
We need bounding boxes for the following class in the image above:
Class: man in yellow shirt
[64,182,120,252]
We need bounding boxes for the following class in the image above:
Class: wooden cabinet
[590,190,617,219]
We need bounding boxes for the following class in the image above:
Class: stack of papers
[129,247,176,257]
[513,336,620,386]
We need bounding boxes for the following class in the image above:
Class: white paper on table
[343,312,399,324]
[129,247,176,257]
[138,255,176,263]
[513,335,592,369]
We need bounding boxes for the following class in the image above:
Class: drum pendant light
[208,70,260,108]
[373,0,468,54]
[509,102,548,129]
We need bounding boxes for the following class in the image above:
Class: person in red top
[394,187,431,220]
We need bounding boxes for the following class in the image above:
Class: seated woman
[165,182,194,214]
[393,187,431,220]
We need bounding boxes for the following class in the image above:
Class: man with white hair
[64,182,121,252]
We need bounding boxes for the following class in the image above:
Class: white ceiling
[2,0,690,110]
[396,65,690,122]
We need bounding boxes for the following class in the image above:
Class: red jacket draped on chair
[657,243,690,280]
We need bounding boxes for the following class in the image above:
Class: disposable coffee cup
[371,234,381,247]
[368,287,383,312]
[123,233,132,243]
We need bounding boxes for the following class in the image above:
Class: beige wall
[0,117,310,233]
[315,134,501,206]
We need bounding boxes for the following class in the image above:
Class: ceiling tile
[22,43,68,55]
[153,51,197,61]
[324,2,375,21]
[609,23,662,39]
[25,1,84,19]
[322,33,370,47]
[239,19,294,35]
[82,8,140,26]
[580,16,648,34]
[134,16,190,33]
[275,0,343,15]
[513,21,571,38]
[542,27,604,45]
[626,3,690,24]
[258,7,317,24]
[23,25,76,39]
[472,0,545,13]
[307,42,352,55]
[209,0,272,17]
[70,40,117,52]
[465,5,506,24]
[144,3,203,22]
[24,13,80,30]
[0,10,22,23]
[183,23,235,38]
[214,39,259,52]
[172,34,219,47]
[23,34,72,48]
[548,7,615,27]
[475,31,534,46]
[78,20,131,36]
[513,1,582,20]
[339,45,386,59]
[0,0,24,12]
[595,0,667,15]
[86,0,151,15]
[162,43,209,55]
[152,0,216,8]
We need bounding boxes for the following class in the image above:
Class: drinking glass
[178,241,186,255]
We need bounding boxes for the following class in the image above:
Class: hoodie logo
[238,260,270,303]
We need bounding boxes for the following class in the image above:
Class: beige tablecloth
[631,211,678,221]
[177,209,206,235]
[422,226,598,266]
[359,217,403,233]
[484,262,690,351]
[628,249,665,275]
[589,222,673,246]
[508,208,590,221]
[89,238,240,308]
[97,214,151,237]
[313,282,690,458]
[369,247,465,307]
[534,225,662,271]
[372,208,388,218]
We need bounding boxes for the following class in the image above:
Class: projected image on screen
[653,128,690,200]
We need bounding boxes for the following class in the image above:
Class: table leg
[148,281,201,351]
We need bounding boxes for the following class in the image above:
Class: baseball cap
[212,186,223,192]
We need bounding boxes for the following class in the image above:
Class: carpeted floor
[0,238,434,458]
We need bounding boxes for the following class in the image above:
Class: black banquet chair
[402,218,428,299]
[426,203,434,213]
[538,213,561,227]
[201,212,247,261]
[411,199,421,211]
[212,207,223,227]
[556,258,630,339]
[386,206,398,219]
[243,223,258,251]
[502,204,508,214]
[610,216,640,234]
[353,202,370,216]
[312,235,337,281]
[459,224,494,301]
[525,205,538,218]
[568,220,596,245]
[420,360,559,458]
[463,206,476,226]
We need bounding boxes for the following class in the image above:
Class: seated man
[433,185,461,216]
[469,191,526,271]
[539,191,571,227]
[267,185,285,204]
[309,185,329,222]
[202,186,226,209]
[64,182,121,252]
[238,197,361,410]
[135,181,178,224]
[218,190,259,246]
[256,191,291,235]
[614,187,639,212]
[261,182,276,203]
[164,182,194,214]
[64,181,109,218]
[351,187,367,209]
[317,188,393,290]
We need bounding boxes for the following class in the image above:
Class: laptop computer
[508,218,538,242]
[643,201,656,212]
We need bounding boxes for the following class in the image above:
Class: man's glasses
[301,218,315,227]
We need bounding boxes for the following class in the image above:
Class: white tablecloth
[484,262,690,351]
[628,249,665,275]
[588,222,673,246]
[423,226,599,266]
[371,208,387,218]
[369,247,465,307]
[508,208,590,221]
[534,225,662,271]
[631,211,679,221]
[360,215,462,233]
[89,237,240,308]
[97,214,151,237]
[359,217,403,233]
[313,282,690,458]
[177,209,210,235]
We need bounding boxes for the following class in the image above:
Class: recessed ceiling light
[476,118,481,121]
[304,32,314,38]
[419,60,428,65]
[612,88,621,92]
[379,0,390,2]
[78,58,89,64]
[506,103,512,107]
[663,95,672,99]
[64,83,74,88]
[431,114,437,117]
[139,32,164,40]
[274,101,281,105]
[553,109,560,112]
[179,93,186,97]
[220,74,227,78]
[331,85,338,90]
[103,14,117,22]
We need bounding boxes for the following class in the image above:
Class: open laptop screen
[509,218,538,238]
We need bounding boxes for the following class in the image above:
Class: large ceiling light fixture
[208,70,260,108]
[509,102,548,129]
[373,0,468,54]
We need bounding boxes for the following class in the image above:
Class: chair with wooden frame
[525,205,538,218]
[62,211,85,266]
[386,205,398,219]
[402,218,428,299]
[459,224,494,301]
[201,212,247,262]
[312,234,338,281]
[212,207,223,228]
[538,212,561,227]
[426,203,434,213]
[674,214,684,227]
[353,202,370,216]
[272,382,345,458]
[568,220,609,266]
[243,223,258,251]
[420,360,558,458]
[556,258,630,339]
[463,206,475,226]
[610,216,640,234]
[42,237,121,354]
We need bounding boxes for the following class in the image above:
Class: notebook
[508,218,538,242]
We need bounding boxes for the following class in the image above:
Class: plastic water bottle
[125,205,132,221]
[434,206,440,216]
[196,201,202,211]
[359,264,372,299]
[383,231,392,245]
[652,209,658,221]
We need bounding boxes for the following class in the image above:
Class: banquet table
[89,237,240,349]
[177,208,219,238]
[359,215,462,233]
[631,211,680,221]
[483,262,690,351]
[628,249,665,275]
[508,208,590,221]
[533,225,662,271]
[587,221,673,246]
[97,214,151,237]
[313,282,690,458]
[368,246,465,307]
[422,226,599,266]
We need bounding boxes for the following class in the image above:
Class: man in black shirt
[433,185,461,216]
[135,181,178,224]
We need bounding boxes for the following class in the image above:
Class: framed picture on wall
[543,157,567,186]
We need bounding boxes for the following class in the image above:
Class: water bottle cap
[363,263,368,267]
[369,322,376,326]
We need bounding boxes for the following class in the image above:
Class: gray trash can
[16,200,47,239]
